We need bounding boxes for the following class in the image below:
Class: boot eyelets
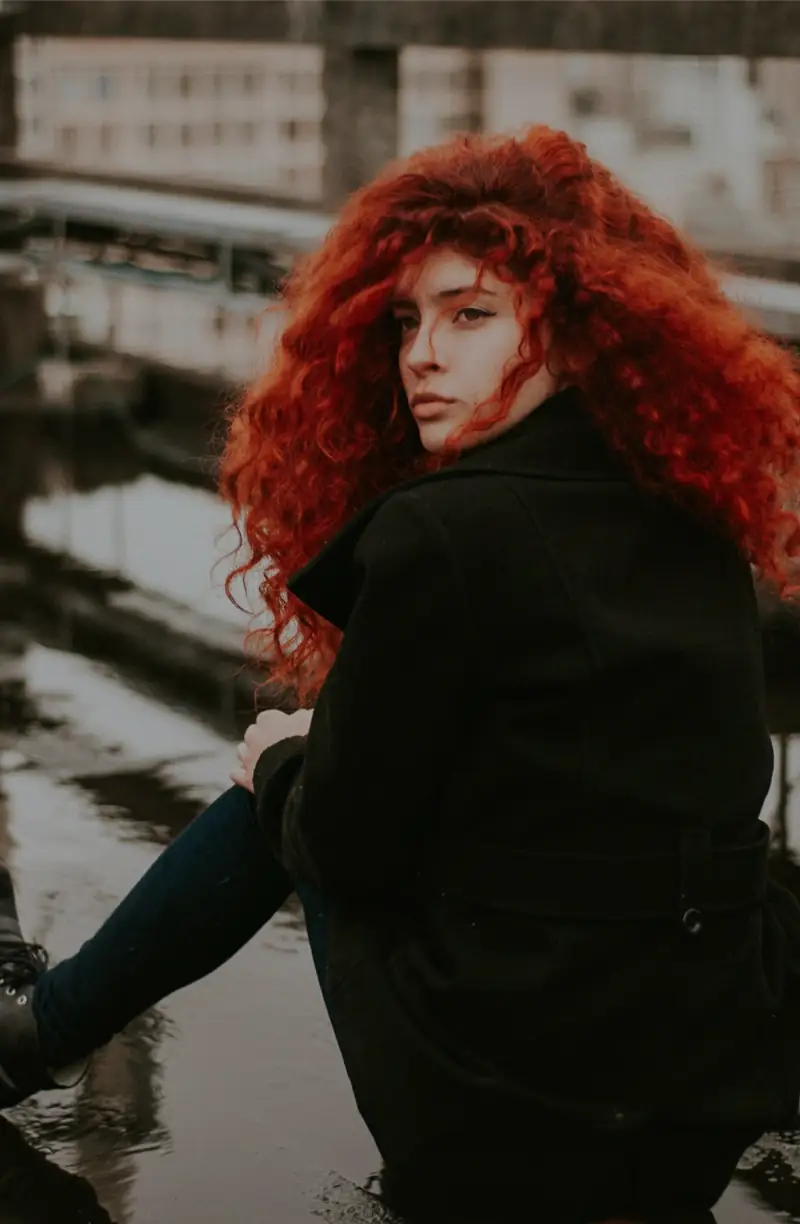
[5,987,15,997]
[16,995,26,1006]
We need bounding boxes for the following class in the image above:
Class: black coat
[254,386,800,1178]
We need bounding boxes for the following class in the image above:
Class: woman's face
[391,248,559,454]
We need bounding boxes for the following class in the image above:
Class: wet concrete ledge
[0,536,287,739]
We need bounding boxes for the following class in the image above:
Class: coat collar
[450,385,627,482]
[288,386,628,628]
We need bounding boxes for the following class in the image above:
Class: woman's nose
[406,326,441,373]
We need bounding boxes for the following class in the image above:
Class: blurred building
[15,38,485,200]
[484,52,800,247]
[761,59,800,224]
[14,37,800,244]
[15,38,326,201]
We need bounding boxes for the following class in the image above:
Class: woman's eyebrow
[390,285,499,307]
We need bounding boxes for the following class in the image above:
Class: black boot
[0,865,87,1109]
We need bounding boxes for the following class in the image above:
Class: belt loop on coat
[676,826,712,936]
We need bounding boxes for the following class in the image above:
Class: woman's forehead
[393,249,507,299]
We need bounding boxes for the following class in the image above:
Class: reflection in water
[4,407,143,545]
[71,1013,170,1224]
[0,647,172,1224]
[0,787,171,1224]
[0,778,123,1219]
[8,1013,169,1224]
[0,1116,115,1223]
[0,635,327,1223]
[4,399,258,636]
[72,766,207,847]
[764,726,800,904]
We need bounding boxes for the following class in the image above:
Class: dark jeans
[33,784,329,1067]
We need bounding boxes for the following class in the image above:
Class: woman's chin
[416,417,455,454]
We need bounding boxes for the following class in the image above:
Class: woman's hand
[230,708,313,794]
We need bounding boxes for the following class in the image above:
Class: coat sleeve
[252,490,473,898]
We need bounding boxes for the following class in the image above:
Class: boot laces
[0,942,48,990]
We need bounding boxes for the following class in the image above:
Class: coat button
[682,907,703,935]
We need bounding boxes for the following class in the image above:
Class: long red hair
[219,124,800,706]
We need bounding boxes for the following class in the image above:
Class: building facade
[14,37,800,243]
[15,38,326,200]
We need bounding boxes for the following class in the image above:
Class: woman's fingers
[229,766,254,793]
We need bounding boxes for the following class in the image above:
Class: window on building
[212,122,223,144]
[765,157,800,217]
[180,124,193,147]
[569,86,606,117]
[279,119,318,143]
[99,124,114,154]
[97,73,113,100]
[146,124,158,147]
[180,72,193,98]
[243,121,256,144]
[243,71,261,94]
[58,126,79,158]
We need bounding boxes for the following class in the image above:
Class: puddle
[0,637,378,1223]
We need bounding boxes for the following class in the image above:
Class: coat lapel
[287,386,628,629]
[287,489,400,630]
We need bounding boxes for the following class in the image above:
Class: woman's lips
[413,399,453,419]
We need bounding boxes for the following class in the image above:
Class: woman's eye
[393,308,492,332]
[455,308,493,323]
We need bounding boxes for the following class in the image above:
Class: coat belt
[439,820,771,926]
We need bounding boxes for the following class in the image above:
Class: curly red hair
[219,124,800,706]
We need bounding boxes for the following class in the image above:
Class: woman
[0,123,799,1223]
